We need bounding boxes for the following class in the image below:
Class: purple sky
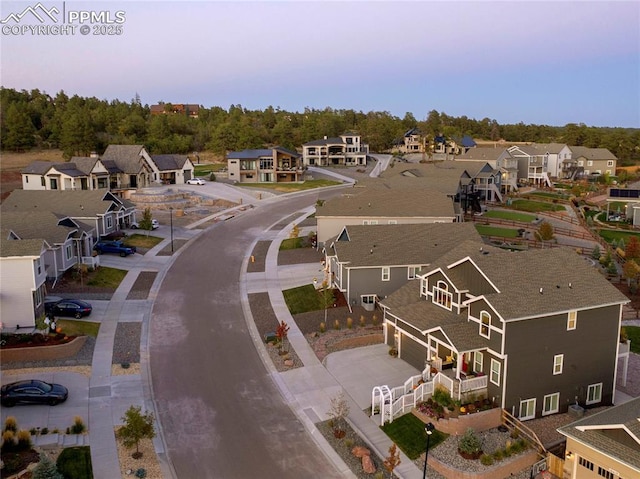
[1,1,638,127]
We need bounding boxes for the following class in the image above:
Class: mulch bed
[0,332,76,349]
[247,241,270,272]
[0,449,40,478]
[126,271,157,300]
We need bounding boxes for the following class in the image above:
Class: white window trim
[388,220,397,225]
[586,383,602,405]
[408,266,421,280]
[519,398,536,421]
[106,216,113,229]
[65,244,73,261]
[361,295,376,305]
[474,351,483,373]
[553,354,564,375]
[480,311,491,339]
[542,393,559,416]
[567,311,577,331]
[490,358,500,386]
[381,267,390,282]
[433,281,452,310]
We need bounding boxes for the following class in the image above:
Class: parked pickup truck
[94,240,137,257]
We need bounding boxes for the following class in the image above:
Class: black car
[46,299,92,318]
[1,380,69,407]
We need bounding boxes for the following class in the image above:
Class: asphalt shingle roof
[101,145,147,174]
[226,147,300,160]
[328,223,481,267]
[1,190,123,217]
[2,211,78,245]
[0,236,47,258]
[558,397,640,472]
[317,187,455,218]
[151,154,189,171]
[569,146,618,161]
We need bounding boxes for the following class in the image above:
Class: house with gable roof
[380,243,628,420]
[315,186,456,245]
[324,222,481,309]
[100,144,156,189]
[302,133,369,167]
[226,147,303,183]
[393,127,426,154]
[1,189,135,238]
[497,145,553,187]
[150,154,195,185]
[0,236,49,329]
[557,397,640,479]
[21,157,110,191]
[561,146,617,180]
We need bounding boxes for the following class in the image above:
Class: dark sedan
[1,380,69,407]
[45,299,92,318]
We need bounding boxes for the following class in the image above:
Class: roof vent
[568,282,572,288]
[539,288,543,294]
[556,285,560,289]
[370,249,373,254]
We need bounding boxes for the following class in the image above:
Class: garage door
[400,334,427,371]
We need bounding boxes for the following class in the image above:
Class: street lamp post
[422,422,435,479]
[169,207,174,253]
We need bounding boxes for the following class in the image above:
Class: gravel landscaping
[112,322,141,364]
[126,271,157,300]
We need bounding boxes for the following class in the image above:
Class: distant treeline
[1,87,639,162]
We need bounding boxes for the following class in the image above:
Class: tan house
[393,127,426,154]
[558,397,640,479]
[227,147,303,183]
[561,146,617,180]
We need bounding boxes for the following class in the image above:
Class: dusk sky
[1,1,639,128]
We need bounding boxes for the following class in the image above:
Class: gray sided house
[562,146,617,180]
[226,147,303,183]
[316,187,456,245]
[100,144,156,189]
[381,242,628,420]
[1,189,135,238]
[1,211,93,280]
[325,222,481,309]
[0,236,49,329]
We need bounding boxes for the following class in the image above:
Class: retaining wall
[413,407,502,435]
[0,336,87,363]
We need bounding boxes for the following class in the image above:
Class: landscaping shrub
[346,317,353,329]
[57,446,93,479]
[480,453,494,466]
[319,322,326,333]
[359,315,366,327]
[135,468,147,478]
[32,451,63,479]
[16,430,32,450]
[4,416,18,433]
[2,430,16,452]
[458,428,482,456]
[70,416,86,434]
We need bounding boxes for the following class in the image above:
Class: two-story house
[150,103,199,118]
[0,236,50,330]
[497,145,553,188]
[558,397,640,479]
[393,128,426,154]
[325,222,480,309]
[302,133,369,167]
[380,242,628,420]
[561,146,617,180]
[226,147,303,183]
[1,189,135,238]
[316,186,456,245]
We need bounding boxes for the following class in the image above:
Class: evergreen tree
[32,452,63,479]
[3,103,36,150]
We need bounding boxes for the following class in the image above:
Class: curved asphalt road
[149,188,347,479]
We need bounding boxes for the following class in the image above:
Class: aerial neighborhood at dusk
[0,1,639,479]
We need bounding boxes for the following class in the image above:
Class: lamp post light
[422,422,435,479]
[169,207,174,253]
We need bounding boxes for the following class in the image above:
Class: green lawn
[598,229,640,244]
[57,320,100,338]
[623,326,640,354]
[529,191,570,200]
[475,225,521,238]
[380,414,448,460]
[125,234,163,249]
[283,284,324,314]
[280,237,304,250]
[240,179,342,192]
[86,266,127,288]
[484,210,537,223]
[57,446,93,479]
[194,163,226,175]
[509,199,565,213]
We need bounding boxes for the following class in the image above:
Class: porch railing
[80,256,100,268]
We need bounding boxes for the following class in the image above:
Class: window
[382,267,390,281]
[598,467,615,479]
[65,244,73,261]
[420,278,428,297]
[587,160,593,166]
[106,216,113,229]
[25,176,29,183]
[362,295,376,305]
[607,160,614,167]
[433,281,452,310]
[578,160,584,167]
[567,311,577,330]
[587,383,602,405]
[35,258,42,275]
[480,311,491,338]
[259,158,273,170]
[41,177,45,186]
[579,457,594,471]
[408,266,421,280]
[542,393,559,415]
[474,351,483,373]
[553,354,564,375]
[519,398,536,420]
[363,220,378,225]
[490,358,501,386]
[388,220,397,225]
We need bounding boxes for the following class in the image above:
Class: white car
[186,178,206,185]
[131,219,159,230]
